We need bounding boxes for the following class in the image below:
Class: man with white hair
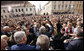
[11,31,36,50]
[39,26,46,34]
[66,28,83,50]
[36,34,50,50]
[3,26,11,37]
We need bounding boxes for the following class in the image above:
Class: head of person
[77,21,81,27]
[1,39,8,50]
[37,22,41,29]
[3,26,10,32]
[36,34,50,50]
[74,27,83,37]
[60,28,65,34]
[67,23,72,28]
[62,23,67,28]
[16,26,21,31]
[1,35,9,42]
[39,26,46,34]
[10,25,15,31]
[14,31,27,44]
[26,23,31,30]
[24,29,29,37]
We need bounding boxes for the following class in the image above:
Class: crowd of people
[1,14,83,50]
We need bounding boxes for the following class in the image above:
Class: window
[66,5,67,8]
[9,15,11,17]
[22,9,24,12]
[16,9,17,12]
[54,5,56,9]
[69,5,71,9]
[19,9,20,12]
[3,10,5,13]
[62,5,64,9]
[5,15,7,17]
[26,8,28,11]
[30,8,32,11]
[62,1,64,4]
[11,9,14,13]
[8,10,9,13]
[70,1,71,4]
[34,8,35,10]
[58,5,60,9]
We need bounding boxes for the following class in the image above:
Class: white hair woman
[36,34,50,50]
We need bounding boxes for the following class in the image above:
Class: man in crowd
[11,31,36,50]
[66,28,83,50]
[36,34,50,50]
[3,26,11,37]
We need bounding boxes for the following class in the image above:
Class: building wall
[74,1,83,14]
[42,1,83,15]
[1,5,36,19]
[51,1,74,14]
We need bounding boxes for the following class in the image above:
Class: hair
[61,28,65,31]
[39,26,46,34]
[77,21,81,26]
[36,34,50,50]
[68,23,72,27]
[3,26,9,31]
[1,35,8,41]
[74,27,83,37]
[14,31,26,43]
[1,38,8,50]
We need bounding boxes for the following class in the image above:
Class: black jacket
[66,38,83,50]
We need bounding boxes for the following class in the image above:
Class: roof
[1,1,35,8]
[1,1,25,5]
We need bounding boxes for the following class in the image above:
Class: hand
[34,22,37,25]
[50,37,53,41]
[64,39,71,43]
[64,33,68,36]
[46,23,51,27]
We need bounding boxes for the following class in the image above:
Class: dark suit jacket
[11,43,36,50]
[66,38,83,50]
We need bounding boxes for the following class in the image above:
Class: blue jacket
[11,44,36,50]
[66,38,83,50]
[45,26,53,37]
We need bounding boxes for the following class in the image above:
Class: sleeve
[34,25,37,34]
[46,24,53,36]
[72,27,74,33]
[66,42,74,50]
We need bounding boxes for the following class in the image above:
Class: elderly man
[11,31,36,50]
[1,38,8,50]
[66,28,83,50]
[36,34,50,50]
[3,26,11,37]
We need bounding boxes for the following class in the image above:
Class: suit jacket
[66,38,83,50]
[11,43,36,50]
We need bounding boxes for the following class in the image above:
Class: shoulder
[69,39,82,46]
[26,45,36,49]
[11,45,18,50]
